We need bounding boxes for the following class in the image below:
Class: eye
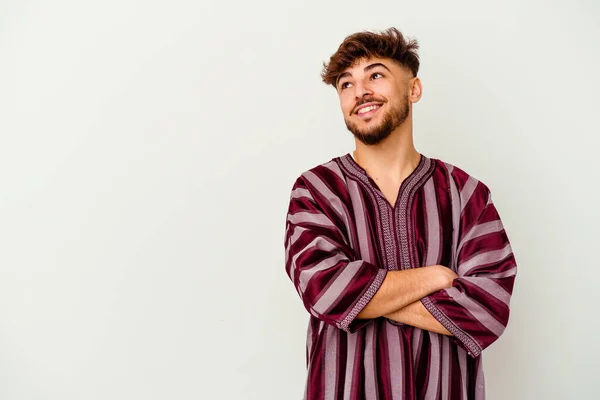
[339,81,352,90]
[371,72,383,79]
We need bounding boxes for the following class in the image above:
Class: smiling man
[284,28,517,399]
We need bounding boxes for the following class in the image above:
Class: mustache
[353,97,386,114]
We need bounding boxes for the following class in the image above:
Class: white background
[1,0,599,399]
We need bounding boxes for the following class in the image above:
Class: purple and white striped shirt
[284,153,517,400]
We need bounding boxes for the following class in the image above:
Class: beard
[344,96,410,146]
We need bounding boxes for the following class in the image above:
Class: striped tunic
[284,153,517,400]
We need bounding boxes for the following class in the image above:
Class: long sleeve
[284,175,387,333]
[421,176,517,357]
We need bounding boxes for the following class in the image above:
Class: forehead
[350,56,389,68]
[337,57,406,84]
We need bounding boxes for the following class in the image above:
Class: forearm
[357,265,452,319]
[385,300,453,336]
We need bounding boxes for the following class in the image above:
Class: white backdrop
[1,0,598,399]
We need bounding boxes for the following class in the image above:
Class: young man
[283,28,517,400]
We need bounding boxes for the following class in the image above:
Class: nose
[353,81,373,99]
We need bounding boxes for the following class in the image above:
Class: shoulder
[431,158,492,203]
[286,156,352,225]
[286,156,352,216]
[291,155,349,193]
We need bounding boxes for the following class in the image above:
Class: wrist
[431,265,454,291]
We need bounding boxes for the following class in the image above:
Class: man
[283,28,517,400]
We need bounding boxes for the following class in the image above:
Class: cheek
[373,81,397,98]
[339,96,354,115]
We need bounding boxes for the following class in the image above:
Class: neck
[352,121,420,183]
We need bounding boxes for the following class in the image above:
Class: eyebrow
[336,62,392,87]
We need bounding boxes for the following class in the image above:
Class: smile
[355,103,382,118]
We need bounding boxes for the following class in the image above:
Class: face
[336,57,420,145]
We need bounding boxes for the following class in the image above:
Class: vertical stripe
[445,163,461,271]
[403,157,435,270]
[348,180,373,263]
[420,177,444,400]
[474,361,485,399]
[364,324,379,399]
[381,202,398,270]
[306,321,314,364]
[411,328,422,362]
[423,179,441,266]
[440,337,451,400]
[324,160,347,185]
[343,332,358,400]
[339,154,394,271]
[457,348,468,400]
[324,325,338,400]
[285,156,514,399]
[396,155,431,270]
[386,324,403,400]
[424,334,441,400]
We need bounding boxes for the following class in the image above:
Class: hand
[432,265,458,290]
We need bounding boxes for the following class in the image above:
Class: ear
[409,77,423,103]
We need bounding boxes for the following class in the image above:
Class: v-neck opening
[343,152,426,211]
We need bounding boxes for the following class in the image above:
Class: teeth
[358,105,379,114]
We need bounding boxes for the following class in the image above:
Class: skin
[338,57,455,335]
[336,57,422,206]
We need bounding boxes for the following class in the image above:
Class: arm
[356,265,457,319]
[284,174,454,333]
[420,178,517,357]
[384,300,453,336]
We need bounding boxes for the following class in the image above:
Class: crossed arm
[285,174,516,354]
[385,299,452,335]
[355,266,455,336]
